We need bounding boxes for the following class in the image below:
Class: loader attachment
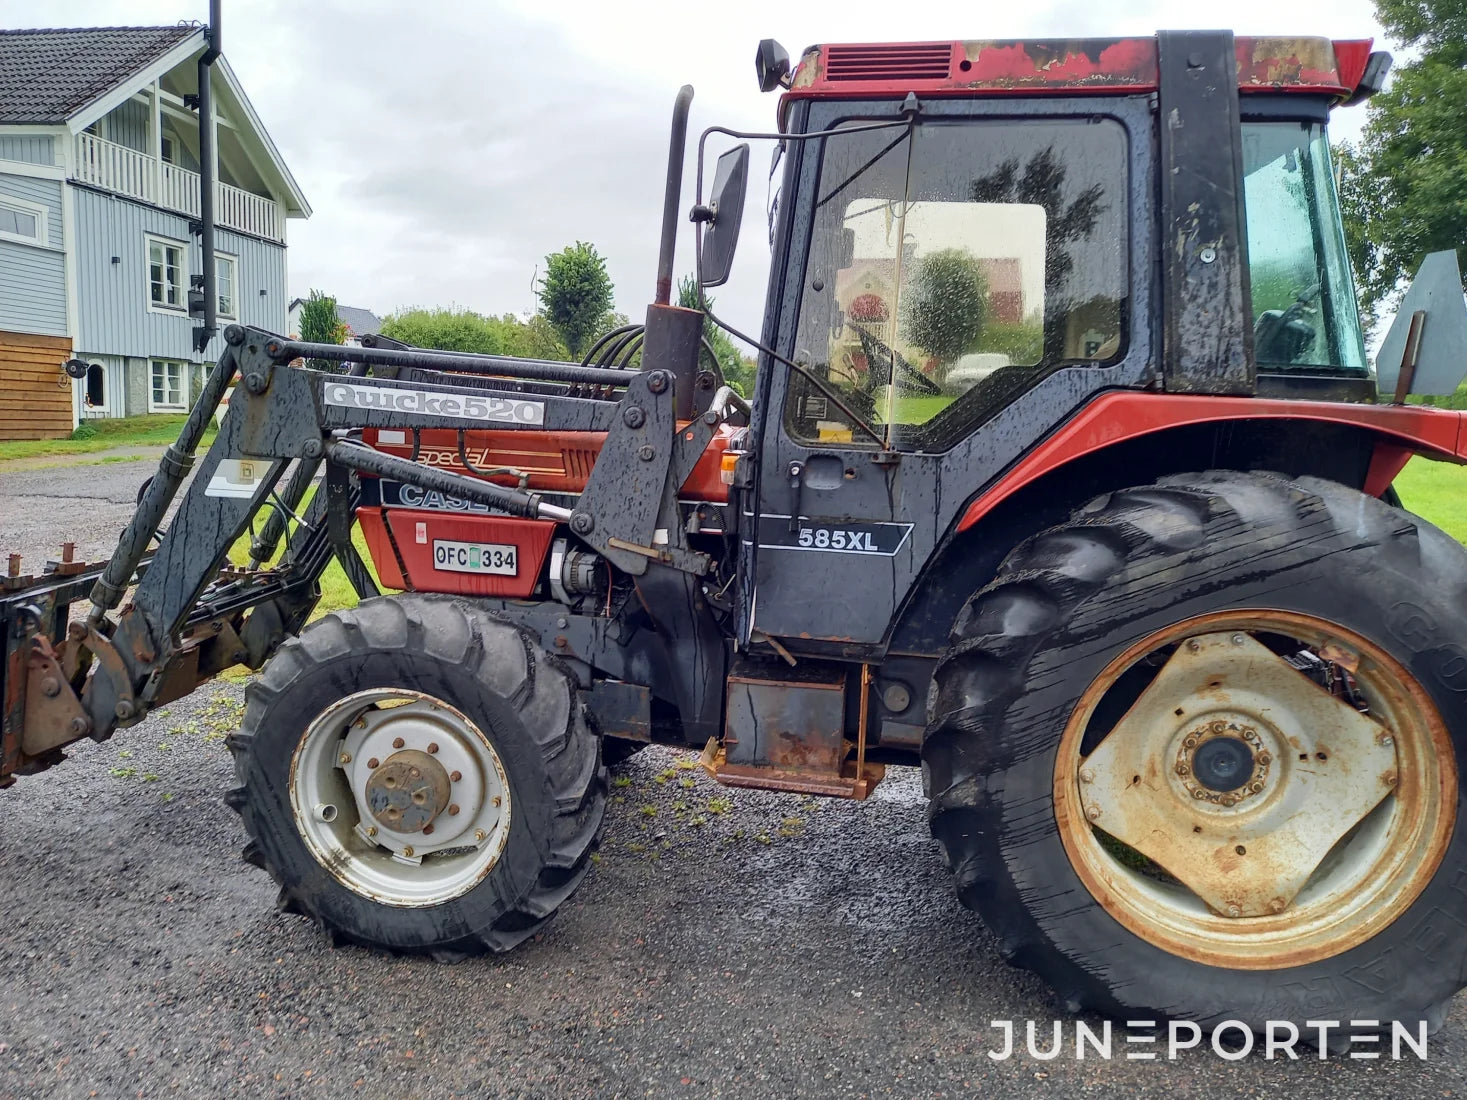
[0,316,741,782]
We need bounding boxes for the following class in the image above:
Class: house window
[150,359,189,411]
[0,196,47,246]
[147,236,186,310]
[216,254,237,317]
[160,135,175,164]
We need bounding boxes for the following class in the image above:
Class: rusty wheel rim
[1054,610,1456,970]
[289,688,512,908]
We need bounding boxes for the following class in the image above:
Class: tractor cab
[716,34,1390,655]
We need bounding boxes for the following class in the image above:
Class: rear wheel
[227,594,605,955]
[925,471,1467,1032]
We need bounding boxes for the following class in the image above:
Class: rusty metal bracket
[22,636,90,756]
[76,623,138,736]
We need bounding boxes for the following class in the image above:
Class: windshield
[1241,121,1368,374]
[785,117,1129,451]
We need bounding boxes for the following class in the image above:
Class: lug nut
[1086,806,1101,821]
[1384,770,1398,787]
[423,824,435,835]
[492,796,502,808]
[1257,752,1271,766]
[1186,639,1200,652]
[339,752,351,765]
[448,804,460,816]
[1269,898,1286,913]
[392,737,405,749]
[366,826,377,837]
[450,771,462,782]
[474,829,487,842]
[1227,905,1242,918]
[1175,763,1189,776]
[1079,768,1095,783]
[1231,634,1246,645]
[427,742,439,754]
[402,846,414,857]
[367,757,379,769]
[1378,734,1394,747]
[40,676,60,697]
[68,716,90,737]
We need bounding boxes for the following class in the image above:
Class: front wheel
[925,471,1466,1033]
[227,594,605,955]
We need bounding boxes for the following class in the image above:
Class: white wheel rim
[289,688,512,907]
[1055,611,1456,969]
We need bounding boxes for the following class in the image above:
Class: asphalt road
[1,456,1464,1099]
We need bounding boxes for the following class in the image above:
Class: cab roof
[782,35,1373,115]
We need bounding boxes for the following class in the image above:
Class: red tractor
[5,30,1467,1039]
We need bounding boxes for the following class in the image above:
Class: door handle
[787,461,803,532]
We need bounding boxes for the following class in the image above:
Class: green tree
[900,249,987,365]
[676,275,756,396]
[381,306,505,354]
[379,307,574,362]
[538,242,614,357]
[297,289,345,372]
[1339,0,1467,317]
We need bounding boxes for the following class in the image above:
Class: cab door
[744,101,1138,648]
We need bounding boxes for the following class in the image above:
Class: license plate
[431,539,518,576]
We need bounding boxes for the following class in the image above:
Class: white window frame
[149,358,189,412]
[0,195,48,247]
[145,233,188,314]
[215,252,238,319]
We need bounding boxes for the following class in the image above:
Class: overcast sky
[7,0,1388,334]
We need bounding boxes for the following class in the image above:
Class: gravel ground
[1,451,177,572]
[0,456,1464,1099]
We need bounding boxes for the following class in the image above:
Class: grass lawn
[0,414,215,462]
[1392,454,1467,545]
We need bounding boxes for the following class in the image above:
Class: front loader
[6,29,1467,1038]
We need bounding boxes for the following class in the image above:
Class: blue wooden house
[0,24,310,439]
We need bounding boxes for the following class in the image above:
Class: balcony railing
[73,132,283,242]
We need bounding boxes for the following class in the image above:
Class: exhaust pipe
[654,85,694,306]
[643,85,703,420]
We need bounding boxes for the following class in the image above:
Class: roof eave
[65,27,206,135]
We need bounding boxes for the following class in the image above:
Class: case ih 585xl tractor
[4,29,1467,1038]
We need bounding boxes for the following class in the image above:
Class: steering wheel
[853,327,943,396]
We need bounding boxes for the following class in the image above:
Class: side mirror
[698,143,750,288]
[1376,250,1467,399]
[756,39,791,93]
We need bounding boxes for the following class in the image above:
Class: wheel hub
[1190,733,1254,792]
[364,749,451,834]
[1177,721,1271,804]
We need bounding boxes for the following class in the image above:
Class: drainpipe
[192,0,222,354]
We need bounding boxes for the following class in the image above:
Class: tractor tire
[226,593,605,955]
[924,471,1467,1035]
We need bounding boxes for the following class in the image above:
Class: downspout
[193,0,222,354]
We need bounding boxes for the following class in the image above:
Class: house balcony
[72,132,283,243]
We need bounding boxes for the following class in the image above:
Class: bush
[70,421,98,440]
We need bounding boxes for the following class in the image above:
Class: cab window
[1241,121,1368,374]
[785,117,1129,451]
